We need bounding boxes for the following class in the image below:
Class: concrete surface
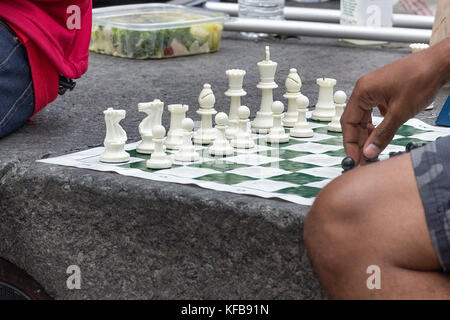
[0,1,448,299]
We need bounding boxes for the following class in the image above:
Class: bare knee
[304,177,366,279]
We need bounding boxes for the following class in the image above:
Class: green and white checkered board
[38,115,450,206]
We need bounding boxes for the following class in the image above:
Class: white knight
[100,108,130,163]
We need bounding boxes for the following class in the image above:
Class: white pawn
[208,112,234,156]
[230,106,255,149]
[174,118,200,162]
[100,108,130,163]
[328,91,347,133]
[194,84,217,145]
[265,101,290,144]
[146,125,172,169]
[290,95,314,138]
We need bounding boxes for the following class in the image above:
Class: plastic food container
[90,4,228,59]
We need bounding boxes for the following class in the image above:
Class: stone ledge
[0,162,323,299]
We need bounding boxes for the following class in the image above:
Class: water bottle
[238,0,285,38]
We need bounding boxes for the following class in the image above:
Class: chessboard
[38,114,450,206]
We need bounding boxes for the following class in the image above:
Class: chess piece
[146,125,172,169]
[405,141,419,152]
[136,99,164,154]
[389,151,404,158]
[194,84,217,145]
[100,108,130,163]
[265,101,290,144]
[290,95,314,138]
[311,77,337,121]
[208,112,234,156]
[174,118,200,162]
[282,68,303,128]
[364,156,379,163]
[252,46,278,134]
[341,156,355,173]
[231,106,255,149]
[166,104,189,150]
[328,91,347,133]
[409,43,429,53]
[224,69,246,139]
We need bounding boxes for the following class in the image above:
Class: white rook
[166,104,189,150]
[311,77,336,122]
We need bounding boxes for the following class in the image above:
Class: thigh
[0,20,34,138]
[317,151,441,271]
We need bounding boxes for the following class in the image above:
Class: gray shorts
[411,135,450,272]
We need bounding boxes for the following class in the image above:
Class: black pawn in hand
[405,141,419,152]
[341,156,355,173]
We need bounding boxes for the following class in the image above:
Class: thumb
[363,113,400,159]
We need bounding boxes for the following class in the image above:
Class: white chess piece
[136,99,164,154]
[231,106,255,149]
[252,46,278,134]
[208,112,234,156]
[328,91,347,133]
[174,118,200,162]
[265,101,290,144]
[311,77,337,121]
[224,69,247,139]
[100,108,130,163]
[146,125,172,169]
[194,84,217,145]
[409,43,429,53]
[282,68,303,128]
[290,95,314,138]
[166,104,189,150]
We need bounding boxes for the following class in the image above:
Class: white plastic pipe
[204,2,435,29]
[224,18,432,43]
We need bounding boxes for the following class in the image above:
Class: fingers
[363,112,401,159]
[341,80,375,164]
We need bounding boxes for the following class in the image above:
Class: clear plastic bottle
[238,0,285,38]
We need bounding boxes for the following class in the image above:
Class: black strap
[58,75,76,95]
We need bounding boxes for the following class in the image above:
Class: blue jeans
[0,20,34,138]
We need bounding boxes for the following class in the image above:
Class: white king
[252,46,278,133]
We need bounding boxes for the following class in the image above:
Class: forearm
[428,37,450,86]
[430,0,450,46]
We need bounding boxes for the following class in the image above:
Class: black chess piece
[389,151,405,158]
[341,156,355,173]
[364,156,379,163]
[405,141,419,152]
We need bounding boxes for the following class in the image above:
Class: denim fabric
[411,135,450,272]
[0,20,34,138]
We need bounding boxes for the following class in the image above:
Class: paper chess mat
[38,115,450,206]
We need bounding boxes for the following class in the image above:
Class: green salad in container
[90,4,227,59]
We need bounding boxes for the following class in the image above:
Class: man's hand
[341,38,450,164]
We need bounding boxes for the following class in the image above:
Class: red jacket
[0,0,92,115]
